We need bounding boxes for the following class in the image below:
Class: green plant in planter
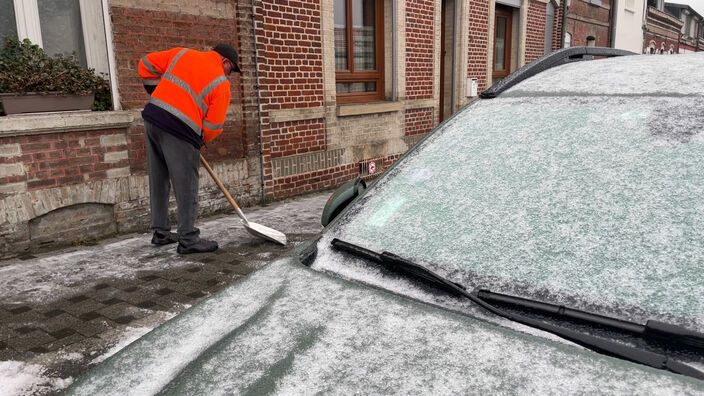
[0,36,112,113]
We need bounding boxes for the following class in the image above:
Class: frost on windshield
[327,96,704,329]
[502,53,704,97]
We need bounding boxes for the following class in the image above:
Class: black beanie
[213,43,241,73]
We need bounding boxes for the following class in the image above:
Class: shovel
[200,154,287,246]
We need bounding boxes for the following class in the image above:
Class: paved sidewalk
[0,191,330,396]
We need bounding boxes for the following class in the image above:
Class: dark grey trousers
[144,121,200,245]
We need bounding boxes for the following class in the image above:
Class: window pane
[353,0,375,70]
[37,0,87,67]
[334,0,348,70]
[494,17,506,70]
[336,82,376,93]
[0,0,18,40]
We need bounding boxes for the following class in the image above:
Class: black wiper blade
[330,238,704,381]
[477,289,704,350]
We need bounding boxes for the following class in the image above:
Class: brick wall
[406,0,436,100]
[269,119,325,158]
[110,4,246,166]
[565,0,611,47]
[467,0,490,92]
[553,1,563,50]
[0,130,130,192]
[405,108,434,136]
[526,0,548,63]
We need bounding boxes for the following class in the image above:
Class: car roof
[483,48,704,98]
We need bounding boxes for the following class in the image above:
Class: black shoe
[177,239,218,254]
[151,231,178,245]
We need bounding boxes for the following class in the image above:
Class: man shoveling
[139,44,240,254]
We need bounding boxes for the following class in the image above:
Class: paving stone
[122,285,139,292]
[135,300,159,309]
[97,303,134,321]
[93,283,111,290]
[14,326,39,335]
[61,299,106,317]
[72,318,114,338]
[78,311,102,321]
[37,313,83,334]
[154,288,175,296]
[65,294,90,304]
[48,328,77,340]
[186,291,206,299]
[43,309,67,318]
[6,330,55,353]
[100,297,124,306]
[113,315,136,325]
[8,305,33,315]
[155,292,194,308]
[117,288,158,305]
[139,274,161,282]
[44,333,85,352]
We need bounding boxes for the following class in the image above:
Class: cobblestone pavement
[0,191,330,395]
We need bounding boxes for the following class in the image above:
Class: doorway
[492,5,513,82]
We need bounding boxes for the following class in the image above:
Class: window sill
[0,110,134,137]
[337,101,402,117]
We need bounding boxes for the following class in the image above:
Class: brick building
[664,2,704,52]
[0,0,559,258]
[644,0,684,53]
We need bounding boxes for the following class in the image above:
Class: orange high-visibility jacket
[138,47,230,143]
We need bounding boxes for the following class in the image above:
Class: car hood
[67,256,704,395]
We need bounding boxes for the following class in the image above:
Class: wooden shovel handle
[200,154,241,212]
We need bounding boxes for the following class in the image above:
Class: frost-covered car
[68,48,704,394]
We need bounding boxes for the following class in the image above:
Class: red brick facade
[564,0,612,47]
[526,1,548,62]
[405,108,434,136]
[467,0,491,92]
[406,0,436,100]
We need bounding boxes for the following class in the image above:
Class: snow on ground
[0,192,328,304]
[0,361,73,396]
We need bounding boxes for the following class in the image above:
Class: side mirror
[321,178,367,227]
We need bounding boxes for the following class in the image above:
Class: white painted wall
[613,0,646,53]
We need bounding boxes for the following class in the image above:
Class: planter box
[0,92,94,115]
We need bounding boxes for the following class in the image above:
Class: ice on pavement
[325,94,704,330]
[0,192,327,304]
[0,361,73,396]
[66,259,704,395]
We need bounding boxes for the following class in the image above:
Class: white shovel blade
[244,221,287,246]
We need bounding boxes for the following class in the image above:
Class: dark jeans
[144,121,201,246]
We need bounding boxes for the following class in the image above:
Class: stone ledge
[337,101,402,117]
[404,99,437,110]
[269,106,325,124]
[0,111,134,137]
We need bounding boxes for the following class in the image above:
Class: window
[647,0,658,8]
[586,36,596,47]
[334,0,385,104]
[2,0,118,109]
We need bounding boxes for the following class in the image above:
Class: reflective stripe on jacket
[138,47,230,143]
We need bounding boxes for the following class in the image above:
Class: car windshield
[324,95,704,330]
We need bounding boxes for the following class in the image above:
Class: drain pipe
[392,0,397,101]
[251,0,266,202]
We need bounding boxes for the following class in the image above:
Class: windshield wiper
[331,238,704,381]
[476,289,704,350]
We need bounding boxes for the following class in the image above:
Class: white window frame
[11,0,120,110]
